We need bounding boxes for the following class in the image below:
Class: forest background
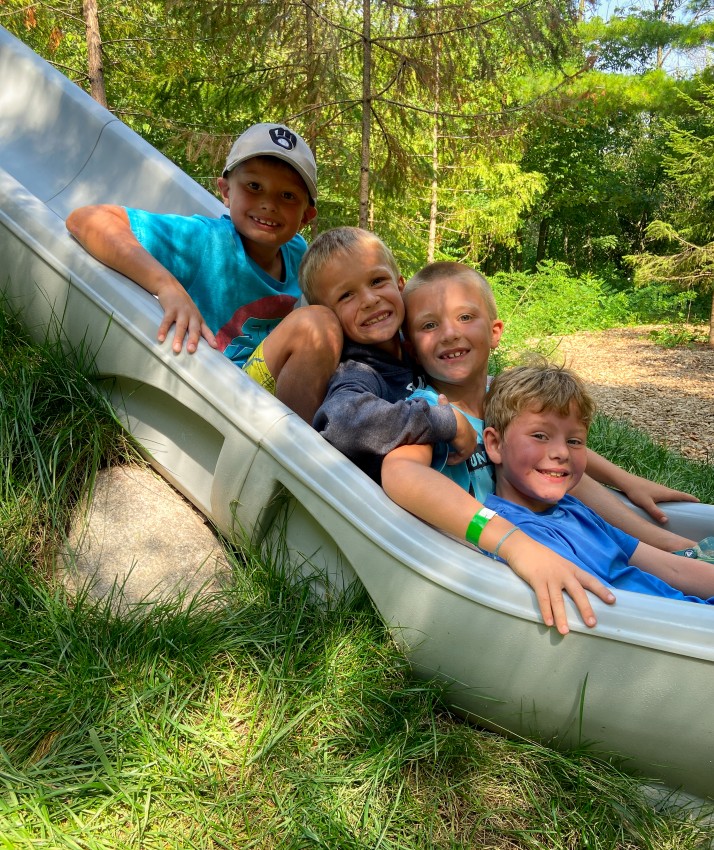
[4,0,714,342]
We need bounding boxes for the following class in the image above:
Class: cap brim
[223,152,316,203]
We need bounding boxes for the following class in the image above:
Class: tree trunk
[83,0,107,108]
[536,218,549,265]
[358,0,371,229]
[427,114,439,263]
[305,2,318,240]
[655,0,670,70]
[427,10,441,263]
[709,288,714,346]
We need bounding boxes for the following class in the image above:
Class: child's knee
[296,305,343,353]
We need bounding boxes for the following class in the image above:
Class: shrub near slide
[1,306,713,848]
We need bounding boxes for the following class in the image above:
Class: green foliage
[4,0,714,330]
[661,83,714,243]
[489,261,632,361]
[2,0,585,256]
[622,83,714,338]
[628,221,714,291]
[623,279,709,322]
[0,307,136,565]
[648,323,709,347]
[581,0,714,75]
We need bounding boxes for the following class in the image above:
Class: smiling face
[484,402,589,512]
[218,156,315,269]
[308,242,405,355]
[404,276,503,394]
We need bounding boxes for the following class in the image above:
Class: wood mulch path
[553,326,714,465]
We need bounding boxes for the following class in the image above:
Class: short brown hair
[484,358,596,436]
[403,261,498,322]
[298,226,400,305]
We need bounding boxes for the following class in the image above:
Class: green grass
[1,307,713,848]
[588,415,714,504]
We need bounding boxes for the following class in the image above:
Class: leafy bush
[623,281,707,323]
[648,324,708,347]
[489,261,632,363]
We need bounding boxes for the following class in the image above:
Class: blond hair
[403,261,498,322]
[298,226,400,305]
[484,358,596,436]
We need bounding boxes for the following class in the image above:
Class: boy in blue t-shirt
[480,361,714,603]
[66,122,341,422]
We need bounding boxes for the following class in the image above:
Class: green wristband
[465,507,497,546]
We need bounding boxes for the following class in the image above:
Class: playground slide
[1,26,713,799]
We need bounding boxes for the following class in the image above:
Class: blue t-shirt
[484,493,714,604]
[408,384,495,503]
[126,209,307,367]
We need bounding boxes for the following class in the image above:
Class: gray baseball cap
[223,122,317,203]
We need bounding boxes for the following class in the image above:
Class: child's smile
[309,244,405,355]
[217,157,315,274]
[405,279,503,390]
[485,403,589,512]
[363,310,392,327]
[250,214,281,229]
[440,347,469,360]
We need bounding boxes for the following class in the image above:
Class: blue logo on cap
[269,127,297,151]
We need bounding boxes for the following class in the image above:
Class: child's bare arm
[382,444,616,635]
[630,542,714,599]
[585,449,699,522]
[66,205,217,354]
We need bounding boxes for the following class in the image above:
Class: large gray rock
[62,464,230,609]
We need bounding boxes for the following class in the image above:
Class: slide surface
[1,26,713,798]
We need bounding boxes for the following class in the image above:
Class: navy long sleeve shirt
[312,340,457,483]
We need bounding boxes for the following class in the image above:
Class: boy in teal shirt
[66,122,341,422]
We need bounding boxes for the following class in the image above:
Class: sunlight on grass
[1,306,713,848]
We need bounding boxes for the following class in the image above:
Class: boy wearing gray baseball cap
[67,122,341,422]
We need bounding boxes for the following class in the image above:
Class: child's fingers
[172,317,190,353]
[186,313,207,354]
[646,501,669,524]
[533,573,609,636]
[156,313,174,344]
[575,569,616,605]
[547,589,570,635]
[555,570,616,634]
[669,490,700,504]
[559,576,597,631]
[531,583,556,631]
[201,323,219,349]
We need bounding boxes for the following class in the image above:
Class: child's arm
[313,365,477,467]
[66,205,217,354]
[382,444,616,635]
[585,448,699,521]
[572,470,696,552]
[629,542,714,599]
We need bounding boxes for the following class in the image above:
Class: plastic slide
[1,25,713,800]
